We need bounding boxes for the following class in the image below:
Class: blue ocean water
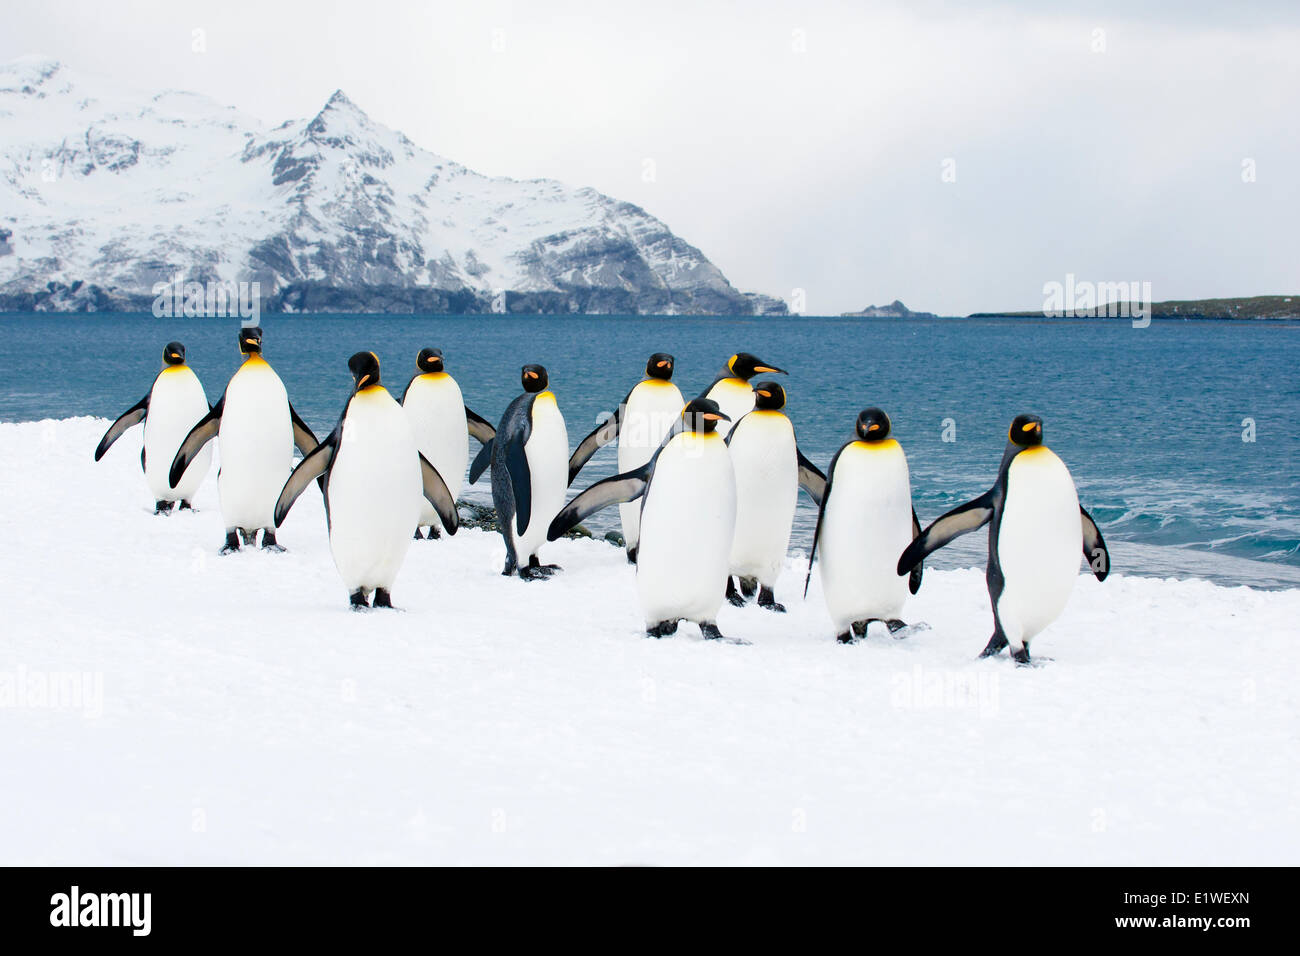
[2,313,1297,588]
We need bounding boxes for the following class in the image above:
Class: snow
[1,417,1296,864]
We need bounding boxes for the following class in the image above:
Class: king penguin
[566,352,685,563]
[273,352,459,609]
[724,382,826,611]
[468,364,569,579]
[548,398,744,643]
[95,341,213,514]
[401,348,495,540]
[701,352,786,436]
[807,408,925,643]
[169,326,318,553]
[897,414,1111,664]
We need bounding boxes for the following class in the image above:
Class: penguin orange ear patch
[1022,421,1037,432]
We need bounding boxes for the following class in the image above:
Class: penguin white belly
[403,373,468,529]
[144,366,211,501]
[728,411,797,585]
[996,447,1081,646]
[327,390,422,592]
[514,392,568,560]
[818,441,913,628]
[637,433,736,625]
[217,360,293,531]
[704,378,754,437]
[617,380,684,550]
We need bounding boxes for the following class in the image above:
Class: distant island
[968,295,1298,320]
[840,300,939,319]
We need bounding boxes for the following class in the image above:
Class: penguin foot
[1011,646,1032,666]
[349,589,371,611]
[413,528,425,540]
[219,530,241,555]
[260,530,285,552]
[1013,651,1051,668]
[646,620,679,639]
[701,623,750,645]
[626,546,638,565]
[154,500,175,515]
[757,587,786,613]
[525,556,560,577]
[851,619,873,637]
[979,633,1010,658]
[425,524,441,540]
[239,529,256,546]
[738,576,759,600]
[885,619,917,639]
[519,566,554,581]
[837,631,859,645]
[725,577,747,607]
[373,589,394,609]
[178,500,193,511]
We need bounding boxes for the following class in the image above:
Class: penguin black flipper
[400,373,417,405]
[169,395,225,489]
[1080,506,1110,581]
[897,490,996,576]
[273,429,338,527]
[465,406,496,445]
[418,452,460,535]
[506,427,533,536]
[567,399,626,485]
[803,444,846,598]
[288,403,318,456]
[796,448,827,505]
[548,462,651,541]
[909,507,925,594]
[468,439,494,484]
[94,392,150,460]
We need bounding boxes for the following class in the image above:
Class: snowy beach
[1,417,1296,865]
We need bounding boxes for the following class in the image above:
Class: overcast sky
[5,0,1298,314]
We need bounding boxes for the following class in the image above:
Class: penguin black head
[349,351,381,391]
[856,407,892,442]
[682,397,731,434]
[1009,413,1044,447]
[521,364,549,393]
[727,352,787,381]
[238,326,263,355]
[416,348,445,374]
[645,353,675,380]
[163,341,186,366]
[753,381,787,411]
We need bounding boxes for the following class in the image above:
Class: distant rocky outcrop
[840,299,938,319]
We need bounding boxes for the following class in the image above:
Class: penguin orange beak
[754,365,786,375]
[756,389,772,398]
[702,412,731,422]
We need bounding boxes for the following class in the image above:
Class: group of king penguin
[96,327,1111,664]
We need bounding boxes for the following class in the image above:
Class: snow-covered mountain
[0,57,786,315]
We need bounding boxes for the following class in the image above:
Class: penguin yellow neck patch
[421,372,450,382]
[851,438,899,453]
